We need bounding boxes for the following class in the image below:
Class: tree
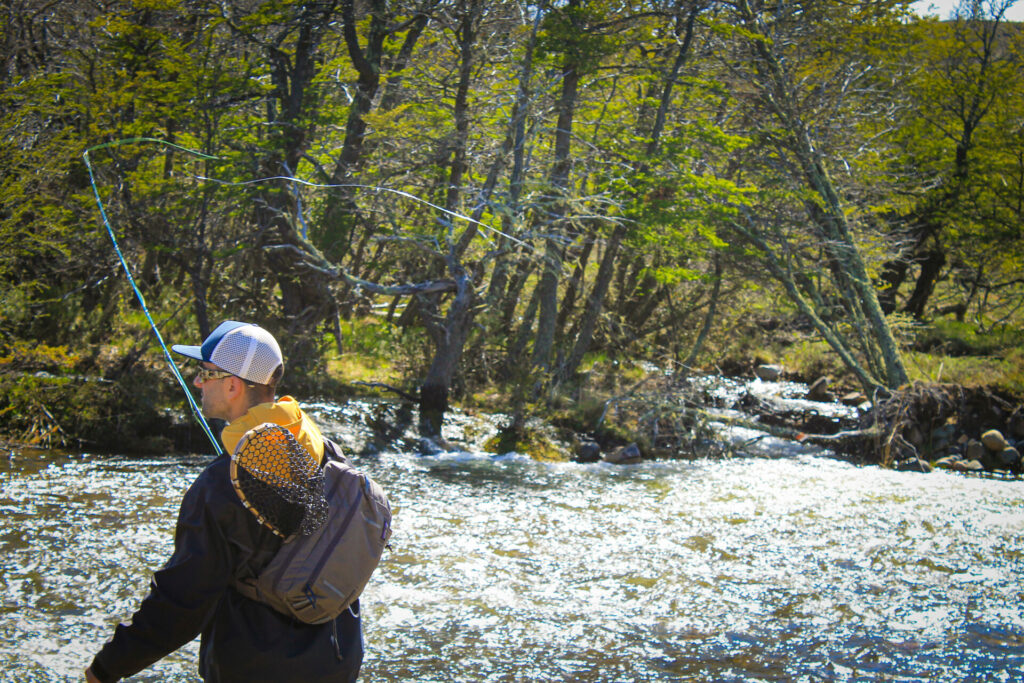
[878,0,1024,322]
[559,0,714,381]
[723,0,910,392]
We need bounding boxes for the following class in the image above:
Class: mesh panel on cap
[210,326,282,384]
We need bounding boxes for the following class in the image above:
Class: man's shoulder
[183,454,235,503]
[197,452,231,478]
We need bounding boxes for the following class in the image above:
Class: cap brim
[171,344,204,362]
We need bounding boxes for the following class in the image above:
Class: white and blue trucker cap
[172,321,283,385]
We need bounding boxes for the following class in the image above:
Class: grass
[737,315,1024,400]
[904,347,1024,396]
[322,316,424,390]
[910,318,1024,357]
[901,318,1024,396]
[776,338,850,385]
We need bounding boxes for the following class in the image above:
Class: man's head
[172,321,284,421]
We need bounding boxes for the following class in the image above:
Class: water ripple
[1,448,1022,680]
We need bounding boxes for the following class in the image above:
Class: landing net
[230,423,328,539]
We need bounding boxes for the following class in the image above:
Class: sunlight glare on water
[1,442,1022,681]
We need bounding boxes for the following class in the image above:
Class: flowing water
[1,399,1023,681]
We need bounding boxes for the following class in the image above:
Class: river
[1,400,1023,681]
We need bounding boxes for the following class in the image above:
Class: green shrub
[0,336,181,451]
[0,341,80,373]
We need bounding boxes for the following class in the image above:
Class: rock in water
[574,440,602,463]
[754,364,783,381]
[603,442,642,465]
[806,377,832,402]
[895,457,933,473]
[998,446,1021,469]
[840,391,866,407]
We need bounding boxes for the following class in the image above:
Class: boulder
[754,364,784,381]
[931,423,956,443]
[929,425,955,457]
[574,440,602,463]
[961,459,986,472]
[1008,408,1024,439]
[603,442,642,465]
[983,449,1002,471]
[997,446,1021,469]
[419,436,459,455]
[965,439,987,462]
[981,429,1009,452]
[933,455,961,470]
[894,457,933,473]
[840,391,867,407]
[806,376,832,402]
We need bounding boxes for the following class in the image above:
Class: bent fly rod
[83,137,224,455]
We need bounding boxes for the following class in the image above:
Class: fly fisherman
[85,321,363,682]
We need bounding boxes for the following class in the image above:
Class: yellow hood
[220,396,325,464]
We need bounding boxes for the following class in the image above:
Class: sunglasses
[195,367,235,383]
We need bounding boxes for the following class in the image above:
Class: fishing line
[82,136,531,455]
[192,174,532,249]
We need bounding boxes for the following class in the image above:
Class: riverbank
[3,322,1023,476]
[3,355,1021,480]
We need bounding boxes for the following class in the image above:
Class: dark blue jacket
[89,441,363,682]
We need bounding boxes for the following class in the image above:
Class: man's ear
[225,376,247,400]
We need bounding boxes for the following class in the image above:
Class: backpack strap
[234,576,262,603]
[321,438,351,466]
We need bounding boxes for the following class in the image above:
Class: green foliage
[0,368,174,452]
[0,0,1022,452]
[0,342,80,373]
[483,422,568,462]
[322,316,426,388]
[535,2,623,73]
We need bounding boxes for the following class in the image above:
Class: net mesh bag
[230,423,329,539]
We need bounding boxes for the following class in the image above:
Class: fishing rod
[83,137,225,455]
[83,137,531,455]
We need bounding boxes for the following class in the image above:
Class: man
[86,321,363,682]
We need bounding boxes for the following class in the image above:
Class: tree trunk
[903,248,946,319]
[531,26,581,373]
[415,0,482,436]
[683,255,723,370]
[555,233,594,341]
[735,0,909,390]
[321,1,428,262]
[418,271,474,438]
[485,10,541,313]
[245,2,338,374]
[559,223,625,380]
[553,0,701,382]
